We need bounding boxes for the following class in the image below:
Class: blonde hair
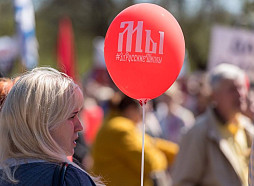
[0,67,83,182]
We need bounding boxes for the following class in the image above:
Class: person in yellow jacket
[92,94,178,186]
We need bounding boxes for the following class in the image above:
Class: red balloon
[104,3,185,100]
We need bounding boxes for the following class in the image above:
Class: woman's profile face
[50,88,84,156]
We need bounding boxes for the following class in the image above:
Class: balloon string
[141,99,146,186]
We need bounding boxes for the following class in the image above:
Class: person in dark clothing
[73,132,92,171]
[0,67,103,185]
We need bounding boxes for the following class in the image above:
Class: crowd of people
[0,62,254,186]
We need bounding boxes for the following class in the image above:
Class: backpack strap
[52,162,69,186]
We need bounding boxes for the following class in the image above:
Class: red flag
[57,17,76,80]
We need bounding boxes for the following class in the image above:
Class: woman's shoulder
[0,161,96,186]
[0,162,56,185]
[65,164,96,186]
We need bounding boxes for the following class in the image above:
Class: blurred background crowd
[1,0,254,186]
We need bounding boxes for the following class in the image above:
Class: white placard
[208,25,254,82]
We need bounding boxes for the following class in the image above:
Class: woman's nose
[75,118,84,132]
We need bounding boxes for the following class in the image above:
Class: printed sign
[208,25,254,82]
[115,21,164,64]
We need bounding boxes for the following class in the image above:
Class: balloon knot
[138,99,148,106]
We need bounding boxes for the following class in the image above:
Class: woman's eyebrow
[72,107,83,115]
[72,111,79,115]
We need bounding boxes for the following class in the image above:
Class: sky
[184,0,243,16]
[218,0,243,14]
[133,0,244,15]
[31,0,244,15]
[0,0,243,15]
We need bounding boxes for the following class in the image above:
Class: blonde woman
[0,67,102,185]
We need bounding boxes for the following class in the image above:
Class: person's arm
[171,124,206,186]
[109,117,168,176]
[153,138,179,166]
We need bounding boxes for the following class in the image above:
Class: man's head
[209,63,247,120]
[118,95,142,123]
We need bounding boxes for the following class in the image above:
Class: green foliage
[35,0,118,78]
[0,1,15,35]
[0,0,251,77]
